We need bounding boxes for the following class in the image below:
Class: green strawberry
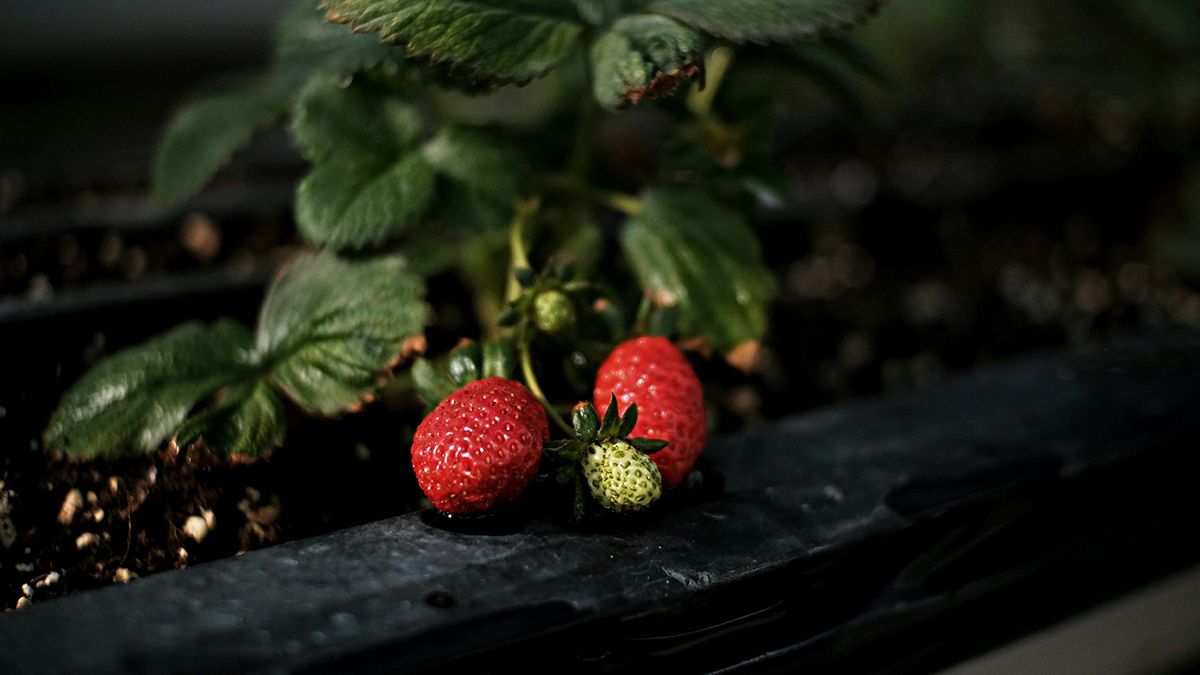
[544,396,670,518]
[582,439,662,511]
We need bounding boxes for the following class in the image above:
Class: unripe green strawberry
[533,289,576,335]
[581,439,663,512]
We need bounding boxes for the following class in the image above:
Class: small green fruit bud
[533,290,576,335]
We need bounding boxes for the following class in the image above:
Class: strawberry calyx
[544,395,670,462]
[411,338,515,409]
[543,395,669,519]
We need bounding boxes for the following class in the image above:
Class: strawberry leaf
[590,14,704,110]
[640,0,884,43]
[255,250,429,415]
[295,152,436,249]
[152,80,287,204]
[319,0,587,83]
[291,79,436,249]
[274,0,409,89]
[621,186,775,355]
[44,320,256,459]
[174,381,287,459]
[291,77,424,163]
[421,126,527,232]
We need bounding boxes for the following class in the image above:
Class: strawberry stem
[506,198,539,303]
[517,327,573,435]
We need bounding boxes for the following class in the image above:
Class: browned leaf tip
[626,63,703,105]
[725,340,763,374]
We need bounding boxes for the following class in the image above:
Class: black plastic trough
[1,332,1198,674]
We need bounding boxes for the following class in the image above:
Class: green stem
[633,294,653,335]
[518,328,573,435]
[687,44,735,118]
[505,198,539,303]
[536,174,642,216]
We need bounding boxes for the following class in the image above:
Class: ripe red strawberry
[594,337,707,487]
[412,377,549,513]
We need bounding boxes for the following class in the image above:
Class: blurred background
[1,1,1199,663]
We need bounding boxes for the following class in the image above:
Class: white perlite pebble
[57,489,83,525]
[113,568,137,584]
[183,515,209,543]
[75,532,100,550]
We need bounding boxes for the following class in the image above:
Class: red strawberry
[412,377,549,513]
[594,337,707,487]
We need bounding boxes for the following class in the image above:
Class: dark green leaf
[295,151,436,249]
[621,186,774,354]
[292,79,435,249]
[174,381,287,458]
[320,0,586,83]
[292,77,423,162]
[629,437,669,453]
[421,125,525,232]
[412,357,458,406]
[599,393,621,437]
[45,320,255,458]
[590,14,703,110]
[274,0,410,89]
[640,0,883,43]
[825,35,891,85]
[571,402,599,441]
[448,341,482,386]
[482,338,515,378]
[256,250,428,415]
[618,402,638,437]
[152,81,287,204]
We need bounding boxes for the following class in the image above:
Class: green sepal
[618,402,639,437]
[572,402,599,442]
[599,394,622,437]
[555,259,578,282]
[412,357,457,407]
[482,338,515,379]
[514,267,536,288]
[448,342,482,387]
[545,438,587,463]
[629,437,670,454]
[497,305,521,327]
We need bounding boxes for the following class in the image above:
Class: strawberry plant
[45,0,887,519]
